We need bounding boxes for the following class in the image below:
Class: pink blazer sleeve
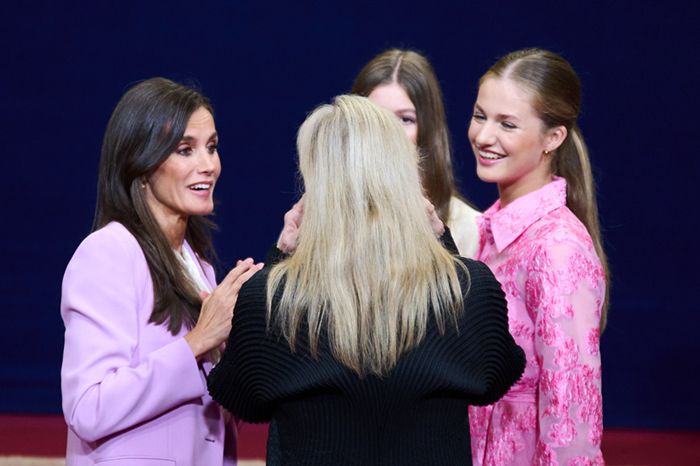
[60,224,206,442]
[527,238,605,464]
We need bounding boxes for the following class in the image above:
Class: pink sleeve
[527,239,605,465]
[60,228,206,442]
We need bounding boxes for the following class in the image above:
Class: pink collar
[479,177,567,253]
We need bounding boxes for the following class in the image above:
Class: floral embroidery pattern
[469,178,605,466]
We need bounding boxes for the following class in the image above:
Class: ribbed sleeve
[208,258,525,465]
[208,270,276,422]
[455,259,525,406]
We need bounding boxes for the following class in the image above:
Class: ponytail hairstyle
[351,49,470,223]
[482,48,609,329]
[94,77,217,334]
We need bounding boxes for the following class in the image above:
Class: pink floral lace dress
[469,177,605,466]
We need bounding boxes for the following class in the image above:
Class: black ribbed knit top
[208,257,525,465]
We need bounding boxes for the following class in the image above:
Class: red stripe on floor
[1,415,698,464]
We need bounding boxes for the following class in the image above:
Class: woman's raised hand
[185,258,263,359]
[277,196,305,253]
[424,198,445,237]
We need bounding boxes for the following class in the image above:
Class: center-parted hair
[267,95,466,376]
[94,77,216,334]
[351,49,466,223]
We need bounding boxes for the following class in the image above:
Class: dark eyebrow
[179,131,218,143]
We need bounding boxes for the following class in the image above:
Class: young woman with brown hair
[352,49,481,257]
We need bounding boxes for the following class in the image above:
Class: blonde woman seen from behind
[352,49,481,257]
[208,95,525,465]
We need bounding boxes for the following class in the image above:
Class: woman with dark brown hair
[352,49,481,257]
[60,77,262,465]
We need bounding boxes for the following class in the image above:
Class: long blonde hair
[267,95,466,376]
[483,48,610,329]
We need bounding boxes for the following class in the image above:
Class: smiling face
[368,82,418,144]
[468,76,566,206]
[144,106,220,231]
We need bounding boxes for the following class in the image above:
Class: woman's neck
[498,172,552,209]
[156,213,188,252]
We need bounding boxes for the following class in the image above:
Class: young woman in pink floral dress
[467,48,609,465]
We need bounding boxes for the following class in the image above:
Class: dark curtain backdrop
[2,1,698,429]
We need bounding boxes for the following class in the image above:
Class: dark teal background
[2,1,698,429]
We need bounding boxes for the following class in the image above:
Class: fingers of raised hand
[432,215,445,236]
[232,262,263,292]
[424,197,435,213]
[295,195,306,213]
[278,230,298,253]
[288,196,306,224]
[423,197,444,236]
[225,258,256,281]
[220,259,263,293]
[279,199,305,252]
[284,206,302,228]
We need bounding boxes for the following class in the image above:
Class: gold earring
[543,149,551,156]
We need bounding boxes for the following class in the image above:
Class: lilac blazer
[60,222,237,466]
